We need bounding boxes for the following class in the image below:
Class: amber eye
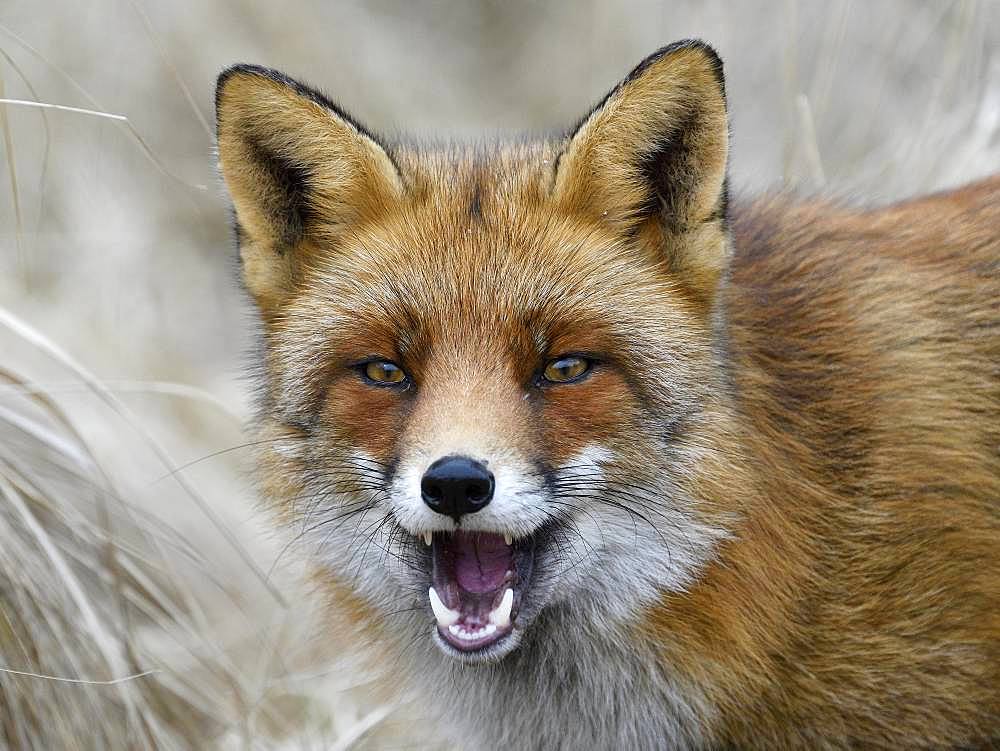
[542,356,591,384]
[362,360,408,386]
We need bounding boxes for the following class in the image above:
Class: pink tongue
[452,532,512,593]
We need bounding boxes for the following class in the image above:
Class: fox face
[216,42,733,664]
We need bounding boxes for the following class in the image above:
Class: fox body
[215,41,1000,749]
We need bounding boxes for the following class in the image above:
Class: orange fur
[641,183,1000,747]
[216,42,999,748]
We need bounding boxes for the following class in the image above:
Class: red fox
[215,40,999,749]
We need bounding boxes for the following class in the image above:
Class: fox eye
[542,356,591,385]
[361,360,408,386]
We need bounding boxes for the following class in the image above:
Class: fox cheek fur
[216,39,1000,750]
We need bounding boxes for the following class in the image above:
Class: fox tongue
[452,532,511,593]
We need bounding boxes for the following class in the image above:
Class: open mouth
[427,531,534,653]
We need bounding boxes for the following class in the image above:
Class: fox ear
[553,41,729,301]
[215,65,402,314]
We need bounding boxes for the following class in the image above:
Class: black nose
[421,455,494,520]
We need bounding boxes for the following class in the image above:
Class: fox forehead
[282,146,701,365]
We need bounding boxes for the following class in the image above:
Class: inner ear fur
[553,40,730,302]
[215,64,402,314]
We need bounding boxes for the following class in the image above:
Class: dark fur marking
[243,137,314,250]
[230,210,246,256]
[640,109,703,232]
[536,460,557,496]
[384,456,399,486]
[468,183,483,221]
[713,176,731,229]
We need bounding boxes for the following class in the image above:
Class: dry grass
[0,1,997,748]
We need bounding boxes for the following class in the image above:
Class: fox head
[216,41,734,664]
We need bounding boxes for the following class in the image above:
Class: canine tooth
[504,533,513,546]
[423,531,433,547]
[428,587,459,627]
[489,587,514,629]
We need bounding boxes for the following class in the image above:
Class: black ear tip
[216,63,291,101]
[216,63,275,120]
[677,39,724,81]
[214,64,335,135]
[626,39,725,89]
[217,63,270,89]
[213,63,394,159]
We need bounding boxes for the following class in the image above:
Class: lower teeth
[429,586,514,632]
[448,623,498,641]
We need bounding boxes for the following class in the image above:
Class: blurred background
[0,1,997,748]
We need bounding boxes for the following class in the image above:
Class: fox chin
[215,40,1000,750]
